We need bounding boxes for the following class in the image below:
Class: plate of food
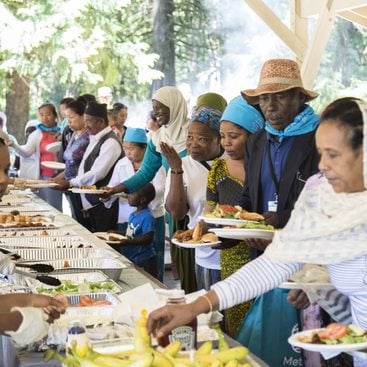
[209,222,275,241]
[69,186,108,194]
[200,204,265,226]
[288,323,367,353]
[41,161,65,170]
[26,182,59,188]
[94,232,126,244]
[45,141,62,153]
[171,220,221,248]
[280,264,331,289]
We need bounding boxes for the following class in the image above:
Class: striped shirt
[212,254,367,329]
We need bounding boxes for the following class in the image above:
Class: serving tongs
[15,263,54,273]
[14,269,61,286]
[0,247,21,261]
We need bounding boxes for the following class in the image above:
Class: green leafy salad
[36,280,118,295]
[235,221,275,230]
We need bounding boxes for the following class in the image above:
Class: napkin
[114,283,163,325]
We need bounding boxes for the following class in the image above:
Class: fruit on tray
[44,309,252,367]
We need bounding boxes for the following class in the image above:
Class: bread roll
[239,211,265,221]
[201,232,219,243]
[192,220,205,241]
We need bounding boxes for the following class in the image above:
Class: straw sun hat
[241,59,319,104]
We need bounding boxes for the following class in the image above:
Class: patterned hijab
[151,86,188,153]
[264,100,367,264]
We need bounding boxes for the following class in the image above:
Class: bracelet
[200,294,213,314]
[171,170,183,175]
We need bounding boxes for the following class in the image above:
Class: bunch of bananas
[44,310,252,367]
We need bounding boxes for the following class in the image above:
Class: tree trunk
[6,71,30,144]
[151,0,176,96]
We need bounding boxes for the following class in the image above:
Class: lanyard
[199,161,211,171]
[267,141,280,196]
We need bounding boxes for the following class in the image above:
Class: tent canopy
[244,0,367,88]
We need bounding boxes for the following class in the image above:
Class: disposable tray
[0,229,76,237]
[0,236,92,248]
[33,278,123,295]
[0,205,51,213]
[67,292,121,307]
[24,258,127,281]
[14,248,118,261]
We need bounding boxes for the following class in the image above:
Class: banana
[151,349,174,367]
[195,340,213,356]
[129,353,155,367]
[211,325,229,351]
[195,346,249,367]
[210,361,223,367]
[164,340,182,357]
[92,356,133,366]
[134,309,152,353]
[225,360,239,367]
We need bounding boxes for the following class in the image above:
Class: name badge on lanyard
[268,195,278,212]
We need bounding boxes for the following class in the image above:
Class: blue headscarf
[191,106,222,133]
[123,127,147,144]
[37,124,60,133]
[220,96,264,133]
[265,105,319,142]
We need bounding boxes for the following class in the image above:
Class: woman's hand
[246,238,272,252]
[99,184,126,199]
[52,178,70,191]
[287,289,310,309]
[160,142,182,171]
[147,303,197,338]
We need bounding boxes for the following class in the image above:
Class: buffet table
[0,189,268,367]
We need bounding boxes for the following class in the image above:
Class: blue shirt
[122,208,156,266]
[260,134,294,212]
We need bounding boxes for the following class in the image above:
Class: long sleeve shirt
[123,139,186,193]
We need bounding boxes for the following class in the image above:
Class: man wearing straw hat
[237,59,321,366]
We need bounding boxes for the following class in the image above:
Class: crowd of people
[1,58,367,367]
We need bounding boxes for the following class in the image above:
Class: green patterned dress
[206,158,252,337]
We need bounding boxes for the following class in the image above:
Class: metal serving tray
[0,229,76,237]
[0,236,92,248]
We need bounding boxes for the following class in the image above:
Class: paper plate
[288,329,367,353]
[45,141,62,153]
[41,161,65,170]
[94,232,127,244]
[209,228,274,241]
[171,238,221,249]
[26,182,59,188]
[279,282,332,290]
[198,215,250,226]
[69,188,108,194]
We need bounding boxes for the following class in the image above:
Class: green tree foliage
[312,17,367,112]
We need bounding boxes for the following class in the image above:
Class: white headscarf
[24,119,39,133]
[151,86,188,153]
[264,100,367,264]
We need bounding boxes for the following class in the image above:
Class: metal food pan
[14,248,118,261]
[0,229,76,237]
[0,236,92,249]
[67,292,121,307]
[26,258,127,281]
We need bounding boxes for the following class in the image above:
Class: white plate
[45,141,61,153]
[288,329,367,353]
[41,161,65,170]
[198,216,250,226]
[209,228,274,240]
[94,232,126,244]
[26,182,59,188]
[171,238,222,249]
[279,282,332,290]
[69,188,107,194]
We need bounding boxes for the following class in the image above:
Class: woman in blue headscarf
[206,95,264,336]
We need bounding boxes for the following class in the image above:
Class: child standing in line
[117,183,158,278]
